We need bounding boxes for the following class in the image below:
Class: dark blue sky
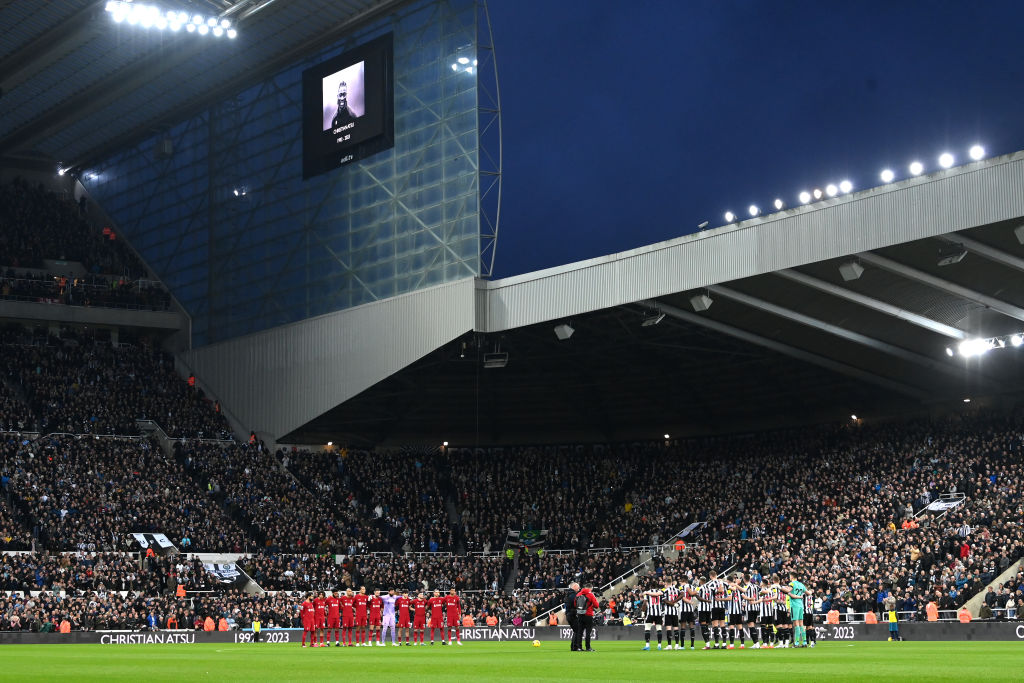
[486,0,1024,277]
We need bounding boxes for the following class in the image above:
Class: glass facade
[85,0,480,346]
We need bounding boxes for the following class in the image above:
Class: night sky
[485,0,1024,277]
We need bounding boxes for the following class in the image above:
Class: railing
[0,275,171,311]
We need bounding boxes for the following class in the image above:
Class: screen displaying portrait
[303,34,393,179]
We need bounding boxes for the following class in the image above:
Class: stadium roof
[0,0,406,170]
[182,151,1024,445]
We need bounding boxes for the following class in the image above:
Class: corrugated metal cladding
[181,277,475,438]
[478,152,1024,332]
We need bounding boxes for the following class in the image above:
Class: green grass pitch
[3,640,1021,681]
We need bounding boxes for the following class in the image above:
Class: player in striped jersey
[725,574,745,649]
[661,578,682,650]
[693,575,712,647]
[641,582,665,650]
[757,582,777,648]
[673,578,698,650]
[697,571,729,649]
[770,574,793,648]
[738,574,761,649]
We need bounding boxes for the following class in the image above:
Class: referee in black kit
[565,581,581,651]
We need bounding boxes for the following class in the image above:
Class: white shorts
[382,614,396,629]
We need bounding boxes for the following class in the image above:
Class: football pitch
[2,640,1021,681]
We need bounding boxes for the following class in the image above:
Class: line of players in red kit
[300,587,464,648]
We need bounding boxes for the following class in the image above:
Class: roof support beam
[641,300,931,401]
[939,235,1024,275]
[775,269,967,340]
[858,252,1024,324]
[707,285,984,385]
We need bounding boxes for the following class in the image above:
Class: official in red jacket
[575,585,600,652]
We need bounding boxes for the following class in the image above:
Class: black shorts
[776,610,790,624]
[648,615,663,625]
[698,611,711,624]
[759,614,774,626]
[711,608,726,622]
[728,613,743,626]
[745,611,759,624]
[664,614,679,627]
[680,611,695,624]
[804,613,814,626]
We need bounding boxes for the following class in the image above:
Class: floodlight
[213,27,223,36]
[192,14,203,24]
[177,11,188,23]
[690,293,713,312]
[697,220,709,229]
[1011,334,1023,347]
[798,191,811,204]
[724,211,735,222]
[812,188,823,200]
[945,347,954,357]
[458,57,470,64]
[825,184,838,197]
[57,165,66,176]
[774,198,784,210]
[207,17,218,26]
[169,21,180,31]
[839,180,853,194]
[198,24,209,34]
[958,338,994,358]
[880,169,895,183]
[909,161,923,176]
[838,260,864,281]
[226,28,237,38]
[969,145,984,161]
[186,23,196,32]
[554,323,575,341]
[641,311,665,327]
[221,19,231,28]
[937,243,967,267]
[451,64,458,71]
[748,204,759,217]
[938,152,954,168]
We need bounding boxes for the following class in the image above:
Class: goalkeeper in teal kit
[778,572,808,648]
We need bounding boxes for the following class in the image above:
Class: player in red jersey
[412,592,427,645]
[340,588,355,646]
[369,590,384,646]
[326,589,342,646]
[396,591,412,645]
[444,588,462,645]
[428,589,445,644]
[300,593,315,647]
[354,586,369,646]
[313,592,327,647]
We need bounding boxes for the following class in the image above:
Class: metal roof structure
[181,152,1024,445]
[0,0,406,170]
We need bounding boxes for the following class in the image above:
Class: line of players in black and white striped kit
[640,570,815,650]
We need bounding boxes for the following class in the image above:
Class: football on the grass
[532,640,541,647]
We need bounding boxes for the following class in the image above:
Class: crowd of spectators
[0,177,146,278]
[0,434,247,552]
[1,325,231,438]
[177,440,353,554]
[0,381,37,433]
[237,554,350,592]
[0,268,170,311]
[355,553,507,594]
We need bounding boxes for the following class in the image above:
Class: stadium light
[1011,334,1023,347]
[798,191,811,204]
[969,144,985,161]
[724,211,735,222]
[554,323,575,341]
[57,165,66,176]
[938,152,955,169]
[880,169,895,183]
[105,2,237,37]
[958,338,994,358]
[812,188,823,200]
[909,161,924,176]
[945,347,954,357]
[825,184,838,197]
[748,204,759,217]
[839,180,853,194]
[774,198,784,210]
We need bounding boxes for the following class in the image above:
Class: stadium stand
[0,178,147,279]
[0,435,247,552]
[1,326,230,438]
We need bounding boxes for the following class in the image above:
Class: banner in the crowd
[925,499,963,512]
[131,533,177,556]
[505,529,548,549]
[203,563,251,588]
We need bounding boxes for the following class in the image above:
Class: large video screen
[302,34,394,179]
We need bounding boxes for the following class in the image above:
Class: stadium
[1,0,1023,680]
